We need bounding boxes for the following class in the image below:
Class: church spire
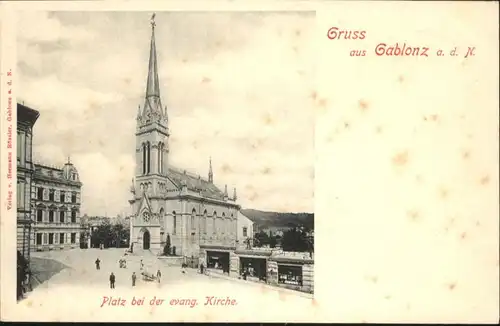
[142,13,164,118]
[208,157,213,183]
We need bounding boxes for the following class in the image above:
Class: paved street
[10,249,318,322]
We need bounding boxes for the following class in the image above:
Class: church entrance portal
[143,230,151,250]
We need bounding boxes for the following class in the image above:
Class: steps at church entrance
[158,256,184,267]
[128,248,157,258]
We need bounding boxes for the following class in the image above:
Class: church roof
[167,167,226,200]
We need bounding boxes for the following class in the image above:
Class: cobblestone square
[15,248,315,322]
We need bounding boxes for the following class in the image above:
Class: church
[128,15,240,268]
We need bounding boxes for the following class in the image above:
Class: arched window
[159,208,165,227]
[158,142,163,175]
[173,211,177,235]
[157,142,161,174]
[161,143,164,174]
[142,143,146,175]
[203,210,208,234]
[146,142,151,174]
[213,211,217,234]
[191,209,196,230]
[222,213,226,234]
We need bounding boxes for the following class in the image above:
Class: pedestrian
[132,272,137,287]
[200,262,204,275]
[95,258,101,270]
[156,270,161,283]
[140,259,144,271]
[24,269,33,292]
[109,272,115,289]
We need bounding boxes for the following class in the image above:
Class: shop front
[269,256,314,293]
[200,244,236,276]
[278,264,303,286]
[206,250,230,273]
[234,249,272,282]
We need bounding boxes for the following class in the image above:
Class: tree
[254,231,270,247]
[269,235,277,248]
[79,229,90,249]
[111,224,129,248]
[281,226,312,252]
[163,234,171,256]
[92,222,112,248]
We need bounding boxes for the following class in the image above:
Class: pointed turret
[208,157,213,183]
[223,184,229,201]
[233,187,237,201]
[141,13,165,120]
[136,105,142,120]
[130,178,135,194]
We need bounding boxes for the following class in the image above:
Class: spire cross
[151,13,156,28]
[67,156,71,164]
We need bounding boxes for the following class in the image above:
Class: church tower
[135,14,169,196]
[129,14,170,253]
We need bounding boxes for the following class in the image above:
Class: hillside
[240,209,314,230]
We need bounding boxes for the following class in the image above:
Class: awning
[269,257,314,264]
[239,255,268,260]
[277,263,303,268]
[234,250,272,257]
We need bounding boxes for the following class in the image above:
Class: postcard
[0,0,498,323]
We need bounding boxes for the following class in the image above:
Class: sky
[17,11,315,216]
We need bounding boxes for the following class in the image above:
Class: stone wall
[302,263,314,293]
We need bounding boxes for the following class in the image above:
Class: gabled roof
[167,167,225,200]
[238,211,254,224]
[137,191,152,214]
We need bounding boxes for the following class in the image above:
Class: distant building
[16,103,40,262]
[111,215,129,227]
[83,215,111,227]
[237,211,254,249]
[256,226,293,237]
[32,159,83,251]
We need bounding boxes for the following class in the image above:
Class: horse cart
[141,271,157,282]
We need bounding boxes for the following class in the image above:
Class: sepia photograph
[13,10,315,318]
[2,1,499,324]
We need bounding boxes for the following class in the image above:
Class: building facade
[32,160,83,251]
[17,103,40,261]
[237,211,254,250]
[129,17,240,268]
